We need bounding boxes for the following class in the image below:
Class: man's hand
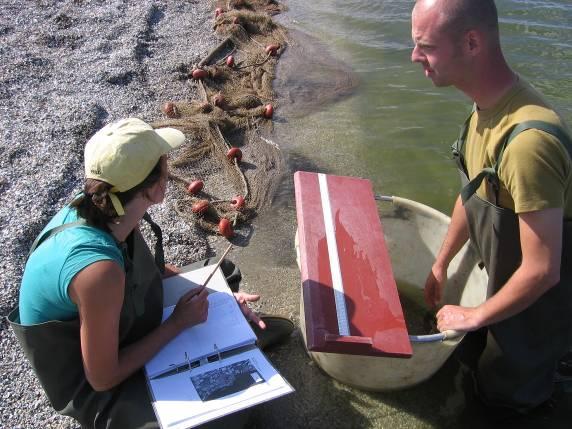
[436,304,484,332]
[424,196,469,309]
[424,264,447,309]
[234,292,266,330]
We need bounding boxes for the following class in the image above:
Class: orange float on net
[226,147,242,163]
[191,68,208,80]
[265,44,280,56]
[218,218,234,238]
[213,93,226,108]
[191,200,209,214]
[231,195,245,210]
[162,102,179,118]
[226,55,235,67]
[187,180,204,195]
[263,104,273,119]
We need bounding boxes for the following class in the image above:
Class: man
[411,0,572,415]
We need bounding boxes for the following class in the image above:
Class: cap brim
[155,127,185,151]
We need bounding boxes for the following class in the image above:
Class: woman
[9,118,293,428]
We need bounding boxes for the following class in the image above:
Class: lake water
[238,3,572,424]
[272,0,572,214]
[238,0,572,320]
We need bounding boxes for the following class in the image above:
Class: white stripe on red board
[318,173,350,336]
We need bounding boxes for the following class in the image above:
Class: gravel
[0,1,221,427]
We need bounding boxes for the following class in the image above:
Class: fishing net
[152,0,287,237]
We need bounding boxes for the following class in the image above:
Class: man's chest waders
[452,115,572,410]
[9,215,164,429]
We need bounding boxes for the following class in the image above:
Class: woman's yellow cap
[84,118,184,192]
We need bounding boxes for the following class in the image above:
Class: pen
[202,243,233,288]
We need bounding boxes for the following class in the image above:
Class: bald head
[415,0,499,44]
[412,0,514,110]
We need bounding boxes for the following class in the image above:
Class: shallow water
[397,280,438,335]
[240,0,572,281]
[240,0,572,339]
[242,0,572,279]
[234,3,572,425]
[273,0,572,213]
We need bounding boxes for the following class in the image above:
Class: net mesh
[152,0,287,236]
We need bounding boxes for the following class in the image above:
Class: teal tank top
[19,204,124,325]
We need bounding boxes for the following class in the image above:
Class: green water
[237,0,572,328]
[273,0,572,214]
[236,5,572,424]
[238,0,572,307]
[397,280,438,335]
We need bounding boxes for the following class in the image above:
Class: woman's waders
[8,214,248,428]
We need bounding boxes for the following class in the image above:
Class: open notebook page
[146,290,257,378]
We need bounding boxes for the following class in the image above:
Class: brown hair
[71,158,164,231]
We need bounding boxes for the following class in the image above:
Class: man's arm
[425,195,470,307]
[436,207,563,331]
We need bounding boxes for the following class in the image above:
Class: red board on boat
[294,171,412,358]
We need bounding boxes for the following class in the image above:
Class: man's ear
[465,30,481,56]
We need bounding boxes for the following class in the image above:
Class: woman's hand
[162,263,180,279]
[71,264,209,392]
[424,264,447,309]
[234,292,266,329]
[168,287,209,330]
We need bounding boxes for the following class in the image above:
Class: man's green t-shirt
[19,204,124,325]
[464,77,572,218]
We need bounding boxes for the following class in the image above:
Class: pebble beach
[0,1,223,427]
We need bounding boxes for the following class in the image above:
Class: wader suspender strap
[457,120,572,203]
[451,105,476,176]
[27,212,166,274]
[27,220,86,259]
[142,212,165,274]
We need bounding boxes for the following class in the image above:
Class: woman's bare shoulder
[68,260,125,307]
